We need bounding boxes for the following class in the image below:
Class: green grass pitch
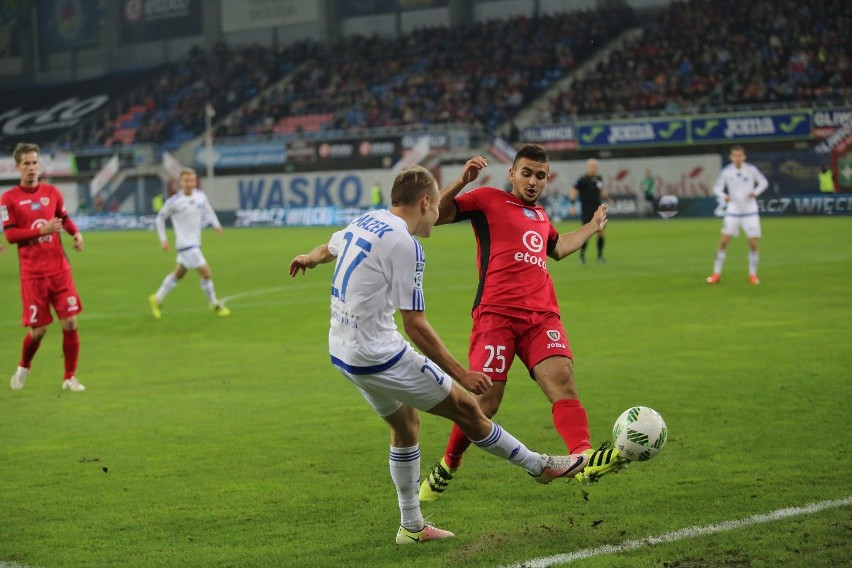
[1,216,850,568]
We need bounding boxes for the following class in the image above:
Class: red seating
[272,113,333,134]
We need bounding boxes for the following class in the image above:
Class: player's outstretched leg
[574,441,628,484]
[468,422,588,484]
[530,453,589,484]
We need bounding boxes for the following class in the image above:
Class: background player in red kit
[1,143,86,392]
[420,144,622,501]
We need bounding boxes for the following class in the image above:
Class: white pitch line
[0,562,42,568]
[0,281,481,327]
[219,286,286,302]
[0,285,316,327]
[500,496,852,568]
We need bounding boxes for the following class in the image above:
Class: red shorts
[468,307,572,382]
[19,271,83,327]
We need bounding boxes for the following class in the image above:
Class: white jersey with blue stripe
[327,209,426,371]
[713,162,768,216]
[155,188,221,250]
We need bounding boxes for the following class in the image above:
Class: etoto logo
[514,230,547,270]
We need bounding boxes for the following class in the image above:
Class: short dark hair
[391,165,437,206]
[513,143,548,166]
[730,145,745,154]
[13,143,40,164]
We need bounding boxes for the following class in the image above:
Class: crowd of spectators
[59,0,848,151]
[549,0,850,121]
[62,5,634,148]
[220,6,634,138]
[62,40,321,149]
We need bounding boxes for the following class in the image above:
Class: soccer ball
[612,406,667,462]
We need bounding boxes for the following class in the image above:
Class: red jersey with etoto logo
[1,183,73,278]
[454,186,560,315]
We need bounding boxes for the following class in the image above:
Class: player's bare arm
[550,204,608,260]
[58,215,84,251]
[437,156,488,225]
[289,243,336,277]
[400,309,492,395]
[71,232,84,252]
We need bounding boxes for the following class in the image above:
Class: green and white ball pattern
[612,406,667,462]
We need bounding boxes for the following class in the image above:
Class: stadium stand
[40,0,849,152]
[52,6,634,150]
[60,40,321,150]
[222,6,635,138]
[549,0,851,121]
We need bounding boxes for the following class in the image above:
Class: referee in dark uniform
[570,158,612,264]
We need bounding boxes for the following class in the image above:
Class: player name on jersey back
[351,213,395,238]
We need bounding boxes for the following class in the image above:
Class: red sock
[62,329,80,379]
[20,332,42,368]
[443,424,472,469]
[552,398,592,454]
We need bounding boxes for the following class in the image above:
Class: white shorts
[722,214,761,238]
[176,247,208,269]
[333,347,453,417]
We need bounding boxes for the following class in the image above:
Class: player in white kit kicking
[289,166,588,544]
[149,168,230,318]
[707,145,769,285]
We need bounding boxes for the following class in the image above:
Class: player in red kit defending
[420,144,624,500]
[1,143,86,392]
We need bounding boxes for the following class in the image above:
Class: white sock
[712,250,727,275]
[200,278,218,304]
[389,445,423,531]
[155,273,178,302]
[471,422,543,475]
[748,251,759,276]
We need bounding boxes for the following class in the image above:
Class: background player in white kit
[707,145,768,285]
[289,166,588,544]
[149,168,230,318]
